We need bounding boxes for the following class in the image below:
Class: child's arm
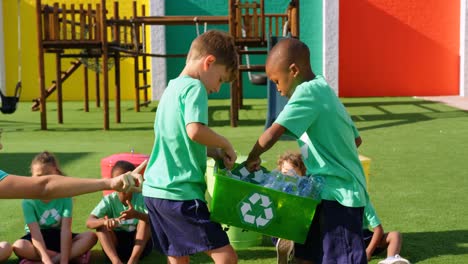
[366,224,384,261]
[0,164,145,199]
[28,223,54,264]
[119,200,149,222]
[86,215,120,230]
[59,217,72,264]
[186,122,236,169]
[246,123,286,171]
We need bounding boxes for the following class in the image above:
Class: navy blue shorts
[144,197,230,256]
[294,200,367,264]
[21,229,78,253]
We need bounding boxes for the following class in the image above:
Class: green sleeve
[183,83,208,126]
[22,200,38,225]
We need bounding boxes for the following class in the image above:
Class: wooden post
[141,5,148,105]
[36,0,47,130]
[56,53,63,123]
[238,52,243,109]
[114,1,121,123]
[133,1,141,112]
[100,0,109,130]
[290,0,300,38]
[84,63,89,112]
[229,0,239,127]
[95,57,100,107]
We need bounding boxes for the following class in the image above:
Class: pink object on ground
[100,152,149,196]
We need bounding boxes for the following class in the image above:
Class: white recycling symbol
[239,193,274,228]
[39,208,61,227]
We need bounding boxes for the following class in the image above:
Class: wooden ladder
[134,53,151,112]
[32,59,82,111]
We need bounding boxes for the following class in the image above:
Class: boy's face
[266,62,299,98]
[199,55,230,94]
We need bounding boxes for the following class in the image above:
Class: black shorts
[107,230,153,261]
[21,229,78,253]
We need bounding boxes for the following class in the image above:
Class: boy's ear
[203,55,216,70]
[289,63,300,77]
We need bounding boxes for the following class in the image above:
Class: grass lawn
[1,97,468,263]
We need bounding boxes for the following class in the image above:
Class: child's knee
[0,241,12,261]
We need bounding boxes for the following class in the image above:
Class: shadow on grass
[401,230,468,263]
[0,152,91,175]
[345,99,468,132]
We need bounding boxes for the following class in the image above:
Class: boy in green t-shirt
[87,160,152,264]
[142,30,239,264]
[245,38,369,263]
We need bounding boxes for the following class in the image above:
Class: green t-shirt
[143,76,209,202]
[363,201,381,229]
[0,169,8,181]
[22,198,72,233]
[91,192,147,232]
[275,75,368,207]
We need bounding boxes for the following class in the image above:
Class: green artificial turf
[1,97,468,263]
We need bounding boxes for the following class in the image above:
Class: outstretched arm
[0,161,146,199]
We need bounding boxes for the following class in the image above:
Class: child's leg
[95,227,122,264]
[0,241,12,262]
[12,239,58,261]
[167,255,190,264]
[68,232,97,261]
[382,231,403,257]
[127,220,152,263]
[205,244,237,264]
[320,200,367,264]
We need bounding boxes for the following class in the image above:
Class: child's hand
[222,147,237,170]
[245,155,261,172]
[111,160,146,192]
[103,215,120,230]
[119,200,138,220]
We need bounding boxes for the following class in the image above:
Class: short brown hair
[187,30,238,81]
[277,151,306,176]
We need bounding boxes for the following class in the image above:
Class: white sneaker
[276,238,294,264]
[378,254,411,264]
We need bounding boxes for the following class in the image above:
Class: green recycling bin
[209,163,319,244]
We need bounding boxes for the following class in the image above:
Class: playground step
[139,100,151,107]
[138,69,150,74]
[138,84,151,90]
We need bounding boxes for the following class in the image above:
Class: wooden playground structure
[35,0,299,130]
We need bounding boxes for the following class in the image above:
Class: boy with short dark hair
[143,30,239,264]
[246,38,369,263]
[86,160,152,264]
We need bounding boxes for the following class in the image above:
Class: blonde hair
[277,151,306,176]
[31,151,64,176]
[187,30,238,81]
